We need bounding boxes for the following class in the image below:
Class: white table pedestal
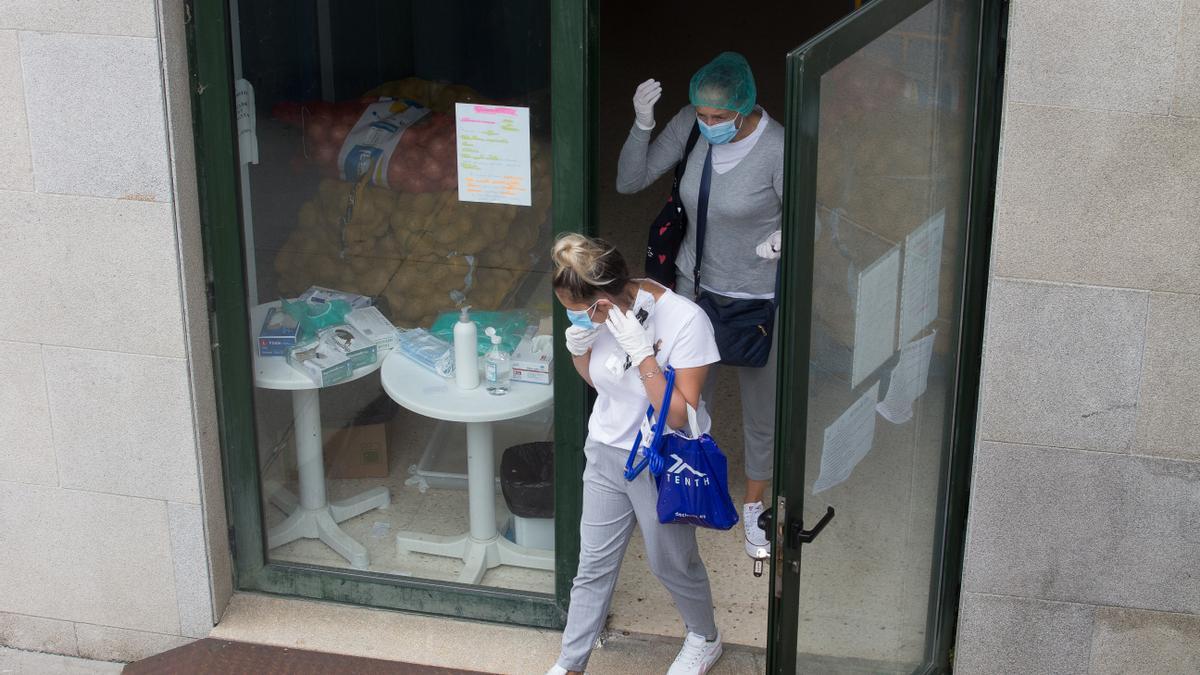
[395,421,553,584]
[266,387,390,569]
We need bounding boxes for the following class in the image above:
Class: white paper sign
[455,103,532,206]
[899,210,945,343]
[813,382,880,494]
[851,247,901,387]
[234,78,259,165]
[876,331,936,424]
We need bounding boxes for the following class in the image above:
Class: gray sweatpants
[675,273,778,482]
[556,438,717,672]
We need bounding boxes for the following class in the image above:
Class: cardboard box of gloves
[257,286,396,387]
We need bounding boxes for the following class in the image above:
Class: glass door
[770,0,1003,671]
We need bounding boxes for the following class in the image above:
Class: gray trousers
[675,274,778,482]
[557,439,717,672]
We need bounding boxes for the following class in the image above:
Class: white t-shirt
[587,285,721,449]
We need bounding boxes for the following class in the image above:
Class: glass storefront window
[234,0,554,592]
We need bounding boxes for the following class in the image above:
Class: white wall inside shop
[957,0,1200,672]
[0,0,229,664]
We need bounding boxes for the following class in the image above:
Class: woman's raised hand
[632,78,662,131]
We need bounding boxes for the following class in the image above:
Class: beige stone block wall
[957,0,1200,671]
[0,0,226,663]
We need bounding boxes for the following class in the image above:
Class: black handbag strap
[692,147,714,299]
[692,144,782,306]
[673,122,702,191]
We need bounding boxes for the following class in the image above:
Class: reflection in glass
[798,0,978,669]
[233,1,555,593]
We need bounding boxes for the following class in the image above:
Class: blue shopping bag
[623,367,739,530]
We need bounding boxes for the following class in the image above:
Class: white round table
[380,350,554,584]
[250,302,391,570]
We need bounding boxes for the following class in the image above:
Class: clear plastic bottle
[484,327,511,396]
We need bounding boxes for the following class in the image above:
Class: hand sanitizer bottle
[484,327,511,396]
[453,306,478,390]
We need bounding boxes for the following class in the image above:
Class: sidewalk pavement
[211,592,765,673]
[0,646,122,674]
[0,593,765,674]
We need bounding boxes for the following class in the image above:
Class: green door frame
[185,0,593,628]
[767,0,1008,671]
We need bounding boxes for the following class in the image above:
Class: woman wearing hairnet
[617,52,784,562]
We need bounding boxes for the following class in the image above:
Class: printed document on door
[851,247,900,387]
[813,382,880,494]
[877,331,936,424]
[899,210,945,343]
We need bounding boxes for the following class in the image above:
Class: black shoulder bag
[692,146,779,368]
[644,122,702,289]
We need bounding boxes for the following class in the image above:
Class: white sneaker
[743,501,770,559]
[667,631,723,674]
[545,665,585,675]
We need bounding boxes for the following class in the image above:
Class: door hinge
[773,496,786,598]
[227,525,237,559]
[206,280,217,314]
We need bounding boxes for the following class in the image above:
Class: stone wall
[956,0,1200,671]
[0,1,228,662]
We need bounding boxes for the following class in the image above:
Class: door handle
[756,505,835,547]
[788,506,835,547]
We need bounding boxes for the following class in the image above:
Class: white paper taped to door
[234,78,259,165]
[876,331,936,424]
[851,247,901,387]
[813,382,880,494]
[899,210,945,343]
[337,100,431,188]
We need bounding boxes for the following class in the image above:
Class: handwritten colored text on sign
[455,103,532,207]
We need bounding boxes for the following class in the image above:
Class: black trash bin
[500,442,554,518]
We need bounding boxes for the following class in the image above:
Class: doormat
[122,638,490,674]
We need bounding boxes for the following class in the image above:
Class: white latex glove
[632,78,662,131]
[606,308,655,365]
[755,230,783,260]
[564,325,601,357]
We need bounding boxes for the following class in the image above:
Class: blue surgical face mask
[565,300,601,330]
[698,114,740,145]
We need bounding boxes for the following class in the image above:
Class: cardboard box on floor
[322,423,389,479]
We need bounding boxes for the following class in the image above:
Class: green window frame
[185,0,596,628]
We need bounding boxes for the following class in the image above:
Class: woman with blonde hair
[546,233,724,675]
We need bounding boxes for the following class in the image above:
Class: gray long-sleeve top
[617,104,784,298]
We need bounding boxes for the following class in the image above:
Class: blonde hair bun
[552,233,612,286]
[551,232,630,300]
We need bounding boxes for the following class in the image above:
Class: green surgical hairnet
[689,52,757,117]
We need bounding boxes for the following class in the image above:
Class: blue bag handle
[623,366,677,481]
